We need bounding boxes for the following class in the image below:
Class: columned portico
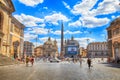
[0,37,3,54]
[0,11,4,54]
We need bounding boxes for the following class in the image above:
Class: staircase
[0,54,20,66]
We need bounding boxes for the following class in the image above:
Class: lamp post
[35,37,38,47]
[86,38,90,58]
[30,28,39,48]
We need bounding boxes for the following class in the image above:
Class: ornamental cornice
[0,2,13,14]
[11,16,25,29]
[107,17,120,30]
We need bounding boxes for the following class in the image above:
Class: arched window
[0,12,3,30]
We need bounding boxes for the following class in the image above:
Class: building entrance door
[115,48,119,60]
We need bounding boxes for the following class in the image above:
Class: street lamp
[30,28,39,48]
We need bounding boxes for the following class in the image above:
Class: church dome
[44,37,54,45]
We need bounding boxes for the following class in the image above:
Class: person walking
[87,58,91,69]
[26,56,29,67]
[30,56,34,66]
[79,58,83,66]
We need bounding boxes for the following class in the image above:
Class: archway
[0,11,4,53]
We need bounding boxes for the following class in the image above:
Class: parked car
[50,58,61,63]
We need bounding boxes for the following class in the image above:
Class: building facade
[34,45,43,57]
[43,37,58,58]
[0,0,25,58]
[107,17,120,61]
[23,41,34,56]
[87,42,108,58]
[79,47,87,57]
[64,36,80,58]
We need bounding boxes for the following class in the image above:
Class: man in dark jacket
[87,58,91,69]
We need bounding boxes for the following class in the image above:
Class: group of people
[79,58,92,69]
[25,55,92,69]
[26,56,34,67]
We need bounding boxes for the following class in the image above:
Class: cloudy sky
[12,0,120,50]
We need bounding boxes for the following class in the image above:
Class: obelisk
[60,22,64,57]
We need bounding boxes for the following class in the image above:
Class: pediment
[0,0,15,12]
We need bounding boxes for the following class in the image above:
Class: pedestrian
[30,56,34,66]
[79,58,83,66]
[87,58,91,69]
[26,56,29,67]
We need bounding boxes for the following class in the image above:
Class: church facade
[64,36,80,58]
[0,0,25,58]
[107,17,120,61]
[43,37,59,58]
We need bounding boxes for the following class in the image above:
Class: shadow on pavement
[101,62,120,68]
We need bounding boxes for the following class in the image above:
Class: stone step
[0,54,20,66]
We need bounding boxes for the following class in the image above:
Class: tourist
[26,56,29,67]
[87,58,92,69]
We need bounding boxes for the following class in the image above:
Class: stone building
[0,0,25,58]
[43,37,59,58]
[87,42,108,58]
[64,36,80,58]
[23,41,34,56]
[107,17,120,61]
[80,47,87,57]
[34,45,43,57]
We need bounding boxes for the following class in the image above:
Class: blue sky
[12,0,120,49]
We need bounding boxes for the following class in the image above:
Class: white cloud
[71,0,98,15]
[24,33,37,41]
[19,0,44,7]
[14,13,44,27]
[68,20,82,27]
[62,1,71,10]
[51,30,61,35]
[39,37,50,42]
[38,23,46,27]
[64,30,82,34]
[92,0,120,15]
[71,0,120,16]
[51,30,82,35]
[69,0,120,28]
[28,27,49,35]
[112,15,116,19]
[68,16,110,28]
[80,16,110,28]
[75,37,95,48]
[43,7,48,9]
[44,12,70,25]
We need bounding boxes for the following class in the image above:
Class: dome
[44,37,54,45]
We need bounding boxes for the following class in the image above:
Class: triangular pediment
[1,0,15,12]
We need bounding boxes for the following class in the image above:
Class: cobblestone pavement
[0,59,120,80]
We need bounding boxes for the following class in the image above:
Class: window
[0,12,3,30]
[10,24,13,32]
[113,28,120,36]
